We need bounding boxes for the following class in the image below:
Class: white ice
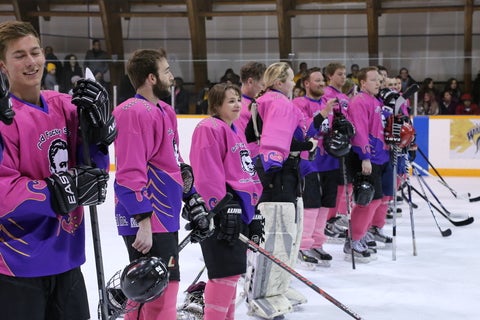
[84,174,480,320]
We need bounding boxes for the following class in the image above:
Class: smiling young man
[0,20,113,319]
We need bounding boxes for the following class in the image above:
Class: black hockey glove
[248,211,265,245]
[379,88,400,111]
[46,165,109,215]
[0,72,14,125]
[217,202,243,246]
[182,193,214,243]
[180,163,194,195]
[72,78,110,128]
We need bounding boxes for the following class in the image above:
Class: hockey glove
[72,78,110,128]
[248,211,265,245]
[0,72,14,125]
[180,163,194,194]
[46,165,109,215]
[379,88,400,111]
[217,202,243,246]
[182,193,214,243]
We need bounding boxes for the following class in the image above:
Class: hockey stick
[412,167,452,237]
[341,157,355,269]
[411,163,472,220]
[404,159,417,256]
[416,148,478,202]
[408,184,474,227]
[239,234,363,320]
[79,109,109,320]
[391,146,400,261]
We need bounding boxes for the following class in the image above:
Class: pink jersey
[0,90,109,277]
[348,91,389,165]
[256,90,303,172]
[113,95,184,235]
[190,117,262,223]
[234,94,260,159]
[293,96,339,174]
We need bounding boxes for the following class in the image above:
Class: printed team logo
[48,139,68,174]
[240,149,256,176]
[172,138,181,166]
[321,118,330,133]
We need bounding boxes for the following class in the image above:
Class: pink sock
[301,208,319,250]
[350,199,381,240]
[312,207,329,247]
[204,275,241,320]
[371,196,392,228]
[124,281,179,320]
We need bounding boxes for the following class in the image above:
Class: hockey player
[235,61,266,159]
[293,67,337,268]
[244,62,317,319]
[189,83,263,320]
[346,66,391,262]
[113,49,214,320]
[321,62,354,240]
[0,21,113,319]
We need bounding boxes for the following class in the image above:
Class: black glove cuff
[46,172,79,215]
[134,211,153,223]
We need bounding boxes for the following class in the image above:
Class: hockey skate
[310,247,332,267]
[297,250,319,270]
[325,217,347,244]
[343,239,371,263]
[177,281,205,320]
[369,226,393,248]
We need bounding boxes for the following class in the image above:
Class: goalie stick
[238,234,363,320]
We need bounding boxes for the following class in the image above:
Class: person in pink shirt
[113,49,214,320]
[235,61,266,159]
[346,66,391,262]
[190,83,263,320]
[0,20,113,319]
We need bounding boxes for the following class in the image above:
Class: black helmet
[323,131,351,158]
[353,174,375,206]
[120,256,169,303]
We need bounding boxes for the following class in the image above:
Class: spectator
[220,68,240,86]
[398,67,416,93]
[347,63,360,85]
[293,85,306,98]
[455,93,479,115]
[43,63,58,90]
[417,90,439,115]
[196,80,212,114]
[439,90,456,115]
[44,45,63,85]
[419,77,440,102]
[62,54,83,93]
[84,39,110,86]
[172,77,190,114]
[293,61,308,84]
[443,77,462,103]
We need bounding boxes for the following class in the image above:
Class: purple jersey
[348,91,389,165]
[256,90,303,172]
[234,94,259,159]
[293,96,339,175]
[113,95,184,236]
[190,117,262,223]
[0,91,109,277]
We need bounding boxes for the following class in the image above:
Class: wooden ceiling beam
[276,0,294,61]
[366,0,379,66]
[12,0,40,32]
[97,0,125,87]
[186,0,208,93]
[464,0,473,92]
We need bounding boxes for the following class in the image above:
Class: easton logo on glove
[227,207,242,214]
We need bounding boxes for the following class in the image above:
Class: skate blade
[344,253,371,263]
[325,236,346,244]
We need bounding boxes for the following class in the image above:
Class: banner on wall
[450,118,480,159]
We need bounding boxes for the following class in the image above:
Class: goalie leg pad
[244,202,306,318]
